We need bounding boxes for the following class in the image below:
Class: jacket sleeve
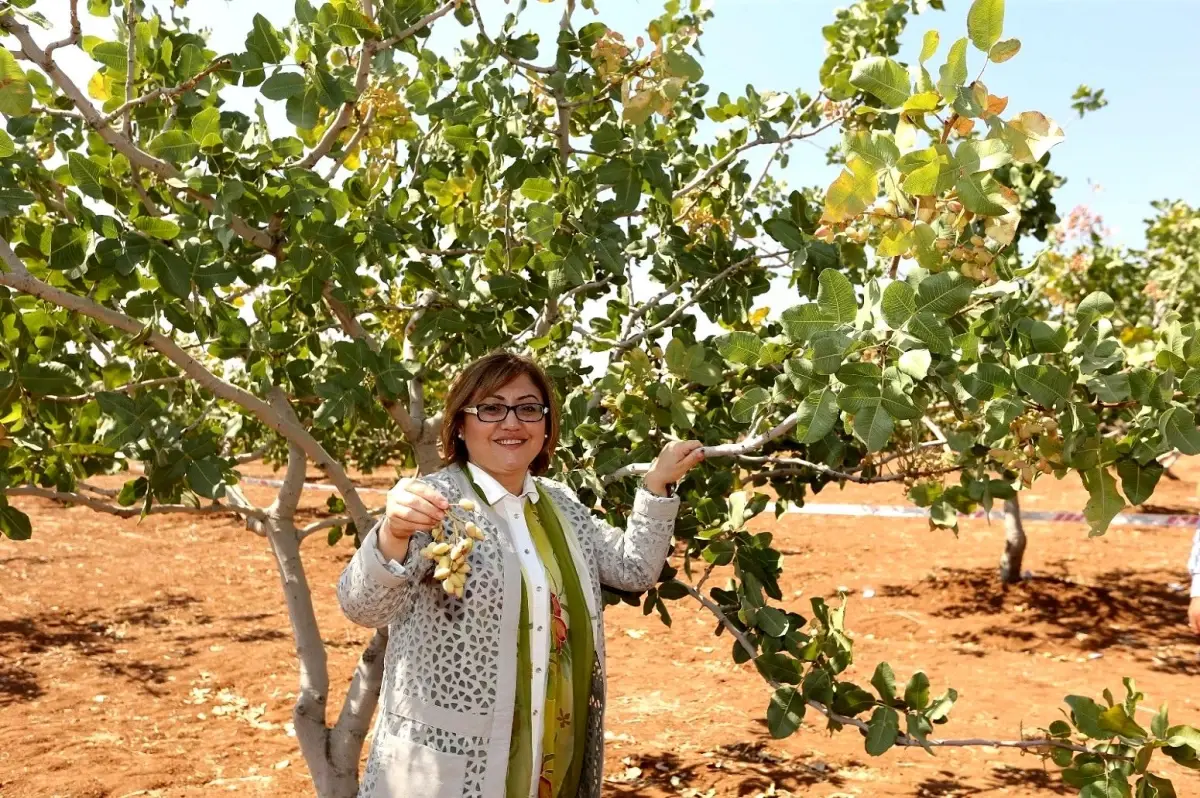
[337,518,433,629]
[1189,524,1200,599]
[553,482,680,593]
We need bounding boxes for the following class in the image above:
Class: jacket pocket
[369,731,468,798]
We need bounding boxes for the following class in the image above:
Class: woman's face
[461,373,547,481]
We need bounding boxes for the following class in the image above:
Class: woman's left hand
[644,440,705,496]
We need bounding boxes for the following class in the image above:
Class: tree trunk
[414,438,442,475]
[998,496,1027,584]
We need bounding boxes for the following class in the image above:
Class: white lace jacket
[337,463,680,798]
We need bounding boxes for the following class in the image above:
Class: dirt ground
[3,458,1199,798]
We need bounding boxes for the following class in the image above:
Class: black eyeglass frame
[462,403,550,423]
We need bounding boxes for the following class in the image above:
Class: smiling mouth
[494,438,528,447]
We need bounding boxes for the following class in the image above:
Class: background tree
[2,0,1198,796]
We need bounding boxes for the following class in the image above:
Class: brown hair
[439,351,560,475]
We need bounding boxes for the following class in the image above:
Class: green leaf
[1077,291,1116,327]
[190,107,222,149]
[1065,695,1108,739]
[261,71,305,100]
[19,361,79,396]
[904,671,931,710]
[664,50,703,81]
[48,224,88,271]
[937,38,969,102]
[1015,364,1073,410]
[849,57,911,108]
[764,217,806,251]
[852,404,893,452]
[817,269,858,325]
[134,217,181,240]
[732,387,769,424]
[919,30,940,63]
[843,130,900,171]
[68,153,106,199]
[716,331,763,367]
[956,174,1009,216]
[148,130,199,164]
[907,312,952,355]
[312,67,346,108]
[990,38,1021,63]
[865,707,900,756]
[795,386,838,444]
[767,687,806,739]
[822,156,878,224]
[754,652,802,685]
[916,271,973,315]
[0,128,13,158]
[1081,468,1125,537]
[1099,704,1148,739]
[898,349,931,380]
[954,138,1012,174]
[781,304,834,343]
[1116,459,1162,506]
[187,459,226,499]
[756,606,790,638]
[871,661,897,702]
[247,13,288,63]
[1160,405,1200,455]
[519,177,555,202]
[882,281,916,328]
[967,0,1005,52]
[0,49,33,117]
[0,501,32,541]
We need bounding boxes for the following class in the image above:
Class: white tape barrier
[238,476,1200,528]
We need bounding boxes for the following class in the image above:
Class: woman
[337,351,704,798]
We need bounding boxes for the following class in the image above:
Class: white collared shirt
[465,462,553,798]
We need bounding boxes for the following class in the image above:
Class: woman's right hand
[378,478,450,562]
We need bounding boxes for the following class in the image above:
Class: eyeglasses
[463,403,549,423]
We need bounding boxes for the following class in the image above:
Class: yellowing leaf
[88,71,111,101]
[952,117,976,136]
[990,38,1021,63]
[1005,111,1065,164]
[749,306,770,327]
[984,94,1009,118]
[822,156,878,224]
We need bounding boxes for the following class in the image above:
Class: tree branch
[323,105,376,181]
[614,252,777,353]
[267,389,309,524]
[328,628,389,776]
[679,580,1122,759]
[43,375,187,403]
[299,508,385,541]
[678,106,852,197]
[468,0,558,74]
[0,237,370,534]
[0,13,277,255]
[404,289,438,433]
[299,0,458,170]
[103,58,231,129]
[45,0,80,58]
[5,486,268,521]
[321,281,421,442]
[601,411,803,484]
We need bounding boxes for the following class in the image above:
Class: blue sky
[36,0,1199,250]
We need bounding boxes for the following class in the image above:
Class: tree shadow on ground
[890,565,1199,675]
[0,592,290,704]
[916,763,1070,796]
[604,740,848,797]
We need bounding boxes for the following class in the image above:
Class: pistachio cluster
[420,498,486,599]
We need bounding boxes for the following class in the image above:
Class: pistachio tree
[1,0,1197,795]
